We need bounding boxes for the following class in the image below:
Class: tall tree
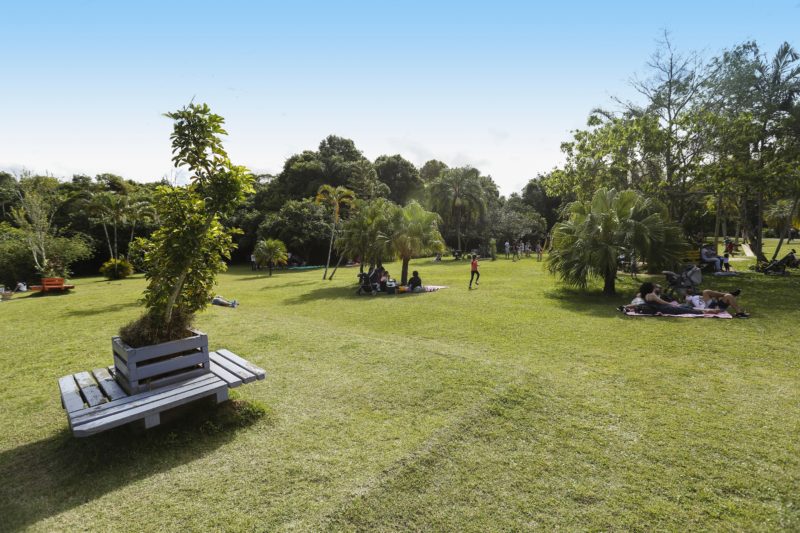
[419,160,449,184]
[374,154,423,205]
[427,167,487,251]
[315,185,356,279]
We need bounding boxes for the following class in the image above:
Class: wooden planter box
[112,330,210,395]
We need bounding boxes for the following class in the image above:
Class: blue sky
[1,0,798,195]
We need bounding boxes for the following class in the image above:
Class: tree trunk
[268,262,273,277]
[755,191,766,261]
[102,222,113,260]
[455,208,462,251]
[713,194,722,249]
[771,196,800,262]
[323,223,335,280]
[401,257,410,285]
[329,254,345,280]
[603,270,616,296]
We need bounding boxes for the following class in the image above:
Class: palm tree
[254,238,288,276]
[387,201,445,285]
[336,198,397,273]
[427,167,486,251]
[548,188,685,296]
[315,184,356,279]
[125,196,156,256]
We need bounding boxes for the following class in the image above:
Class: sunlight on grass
[1,257,799,531]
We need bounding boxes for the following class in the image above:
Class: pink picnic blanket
[624,309,733,319]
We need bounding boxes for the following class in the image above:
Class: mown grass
[1,248,799,531]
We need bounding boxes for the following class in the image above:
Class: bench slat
[209,356,244,388]
[74,371,106,407]
[72,380,227,437]
[210,352,256,384]
[216,349,266,380]
[58,375,85,413]
[92,368,127,401]
[70,374,221,425]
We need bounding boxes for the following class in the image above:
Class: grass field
[1,249,799,531]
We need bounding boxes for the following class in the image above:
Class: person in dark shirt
[407,270,423,292]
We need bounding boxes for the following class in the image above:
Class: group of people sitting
[621,281,749,318]
[700,244,733,272]
[364,264,424,294]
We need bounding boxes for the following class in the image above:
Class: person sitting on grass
[702,288,748,317]
[407,270,423,293]
[211,295,238,308]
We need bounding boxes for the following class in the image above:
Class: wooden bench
[58,349,266,437]
[30,278,75,292]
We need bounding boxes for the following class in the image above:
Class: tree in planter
[386,201,445,285]
[315,184,356,280]
[120,103,253,347]
[548,188,685,296]
[254,238,288,276]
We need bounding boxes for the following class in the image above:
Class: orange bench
[30,278,75,292]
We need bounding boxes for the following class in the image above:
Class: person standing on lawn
[469,254,480,289]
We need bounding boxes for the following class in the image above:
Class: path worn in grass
[1,255,798,531]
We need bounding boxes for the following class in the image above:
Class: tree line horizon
[2,35,798,289]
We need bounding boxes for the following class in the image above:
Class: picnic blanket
[624,309,733,319]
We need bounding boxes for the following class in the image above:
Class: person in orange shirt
[469,254,480,289]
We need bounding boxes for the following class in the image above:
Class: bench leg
[144,413,160,429]
[215,389,228,404]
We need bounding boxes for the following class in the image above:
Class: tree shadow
[284,285,362,305]
[542,286,623,317]
[0,398,273,531]
[63,301,140,317]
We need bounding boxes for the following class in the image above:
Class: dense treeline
[2,36,798,289]
[540,35,800,263]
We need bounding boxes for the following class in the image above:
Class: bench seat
[59,350,266,437]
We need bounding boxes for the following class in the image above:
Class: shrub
[99,258,134,279]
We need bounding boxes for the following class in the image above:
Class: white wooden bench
[58,349,266,437]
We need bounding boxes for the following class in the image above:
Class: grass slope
[1,253,798,531]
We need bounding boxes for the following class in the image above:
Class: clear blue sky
[1,0,798,195]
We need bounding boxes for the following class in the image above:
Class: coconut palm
[548,188,685,296]
[387,201,445,285]
[315,184,356,279]
[254,238,288,276]
[427,167,486,251]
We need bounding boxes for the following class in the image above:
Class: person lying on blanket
[695,287,748,317]
[634,282,723,316]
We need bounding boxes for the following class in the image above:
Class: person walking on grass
[469,254,480,289]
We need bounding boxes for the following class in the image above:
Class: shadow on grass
[0,398,273,531]
[63,301,140,317]
[284,284,363,305]
[542,286,623,316]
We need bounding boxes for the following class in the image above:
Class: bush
[99,258,134,279]
[0,223,36,287]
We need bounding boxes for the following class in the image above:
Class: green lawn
[1,253,799,531]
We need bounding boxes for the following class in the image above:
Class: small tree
[12,175,92,278]
[120,103,252,346]
[387,201,445,285]
[254,238,288,276]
